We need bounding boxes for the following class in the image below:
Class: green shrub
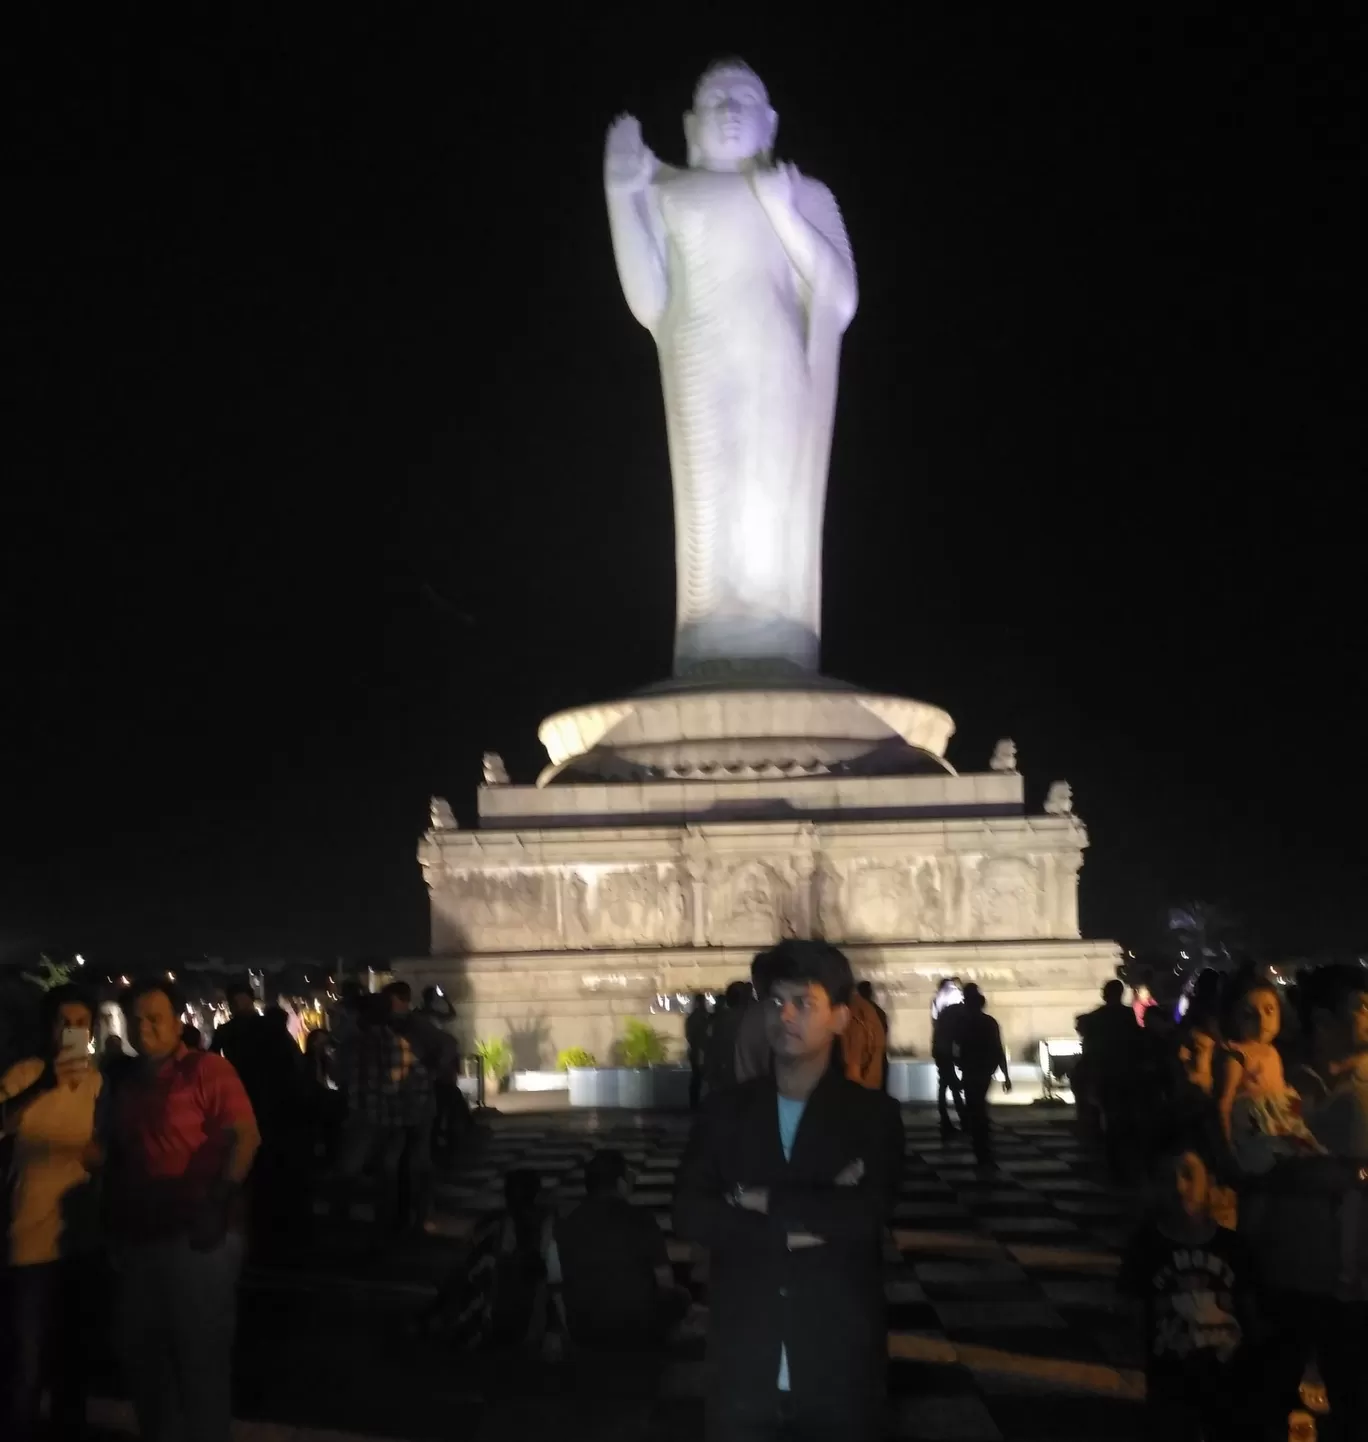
[473,1036,513,1079]
[556,1046,597,1071]
[620,1018,669,1068]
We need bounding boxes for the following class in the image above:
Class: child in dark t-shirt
[1119,1137,1258,1441]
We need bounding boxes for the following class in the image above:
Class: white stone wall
[392,938,1120,1071]
[420,814,1089,955]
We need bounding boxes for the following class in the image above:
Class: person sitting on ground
[427,1168,551,1350]
[1119,1132,1257,1441]
[547,1148,689,1352]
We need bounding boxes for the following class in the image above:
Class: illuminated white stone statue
[604,60,857,678]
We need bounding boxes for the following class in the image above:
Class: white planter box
[567,1064,692,1109]
[887,1059,939,1103]
[568,1066,617,1107]
[617,1067,652,1108]
[510,1070,570,1092]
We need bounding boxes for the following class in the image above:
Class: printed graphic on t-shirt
[1147,1245,1242,1363]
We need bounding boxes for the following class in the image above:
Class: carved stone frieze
[972,855,1043,940]
[433,868,558,952]
[706,858,785,947]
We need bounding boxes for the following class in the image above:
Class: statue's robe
[642,167,855,676]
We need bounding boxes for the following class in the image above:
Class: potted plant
[617,1019,668,1108]
[557,1047,606,1107]
[473,1035,514,1095]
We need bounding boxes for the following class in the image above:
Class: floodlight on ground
[1038,1037,1082,1102]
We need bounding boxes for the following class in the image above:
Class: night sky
[5,13,1359,968]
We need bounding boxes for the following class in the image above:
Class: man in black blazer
[674,940,905,1441]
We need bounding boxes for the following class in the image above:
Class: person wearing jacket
[674,940,903,1441]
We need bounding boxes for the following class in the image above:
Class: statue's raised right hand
[605,113,656,195]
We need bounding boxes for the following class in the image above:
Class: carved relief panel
[816,856,953,943]
[844,863,915,940]
[562,866,690,949]
[972,856,1043,939]
[706,859,785,947]
[437,868,559,952]
[598,867,689,946]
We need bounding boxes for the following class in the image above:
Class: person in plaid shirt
[329,993,428,1233]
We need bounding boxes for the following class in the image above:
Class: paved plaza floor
[91,1103,1157,1440]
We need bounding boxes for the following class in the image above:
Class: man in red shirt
[106,978,260,1442]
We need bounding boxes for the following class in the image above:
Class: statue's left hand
[751,160,798,212]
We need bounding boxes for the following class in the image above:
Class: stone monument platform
[402,700,1119,1068]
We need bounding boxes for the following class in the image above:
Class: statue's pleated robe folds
[644,168,855,676]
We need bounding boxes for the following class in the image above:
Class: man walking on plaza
[956,984,1012,1166]
[685,992,713,1110]
[931,980,967,1138]
[675,940,904,1441]
[106,978,260,1442]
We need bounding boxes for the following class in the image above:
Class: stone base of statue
[396,683,1120,1075]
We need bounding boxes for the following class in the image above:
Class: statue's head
[685,58,777,171]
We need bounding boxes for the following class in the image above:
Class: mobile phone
[60,1026,91,1061]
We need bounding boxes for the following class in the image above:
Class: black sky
[3,12,1360,966]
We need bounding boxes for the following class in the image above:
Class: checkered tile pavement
[434,1106,1151,1441]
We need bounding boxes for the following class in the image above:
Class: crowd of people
[7,949,1367,1440]
[1075,966,1368,1441]
[0,973,472,1441]
[1,978,259,1442]
[687,951,907,1102]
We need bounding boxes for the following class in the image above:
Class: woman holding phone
[0,982,104,1440]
